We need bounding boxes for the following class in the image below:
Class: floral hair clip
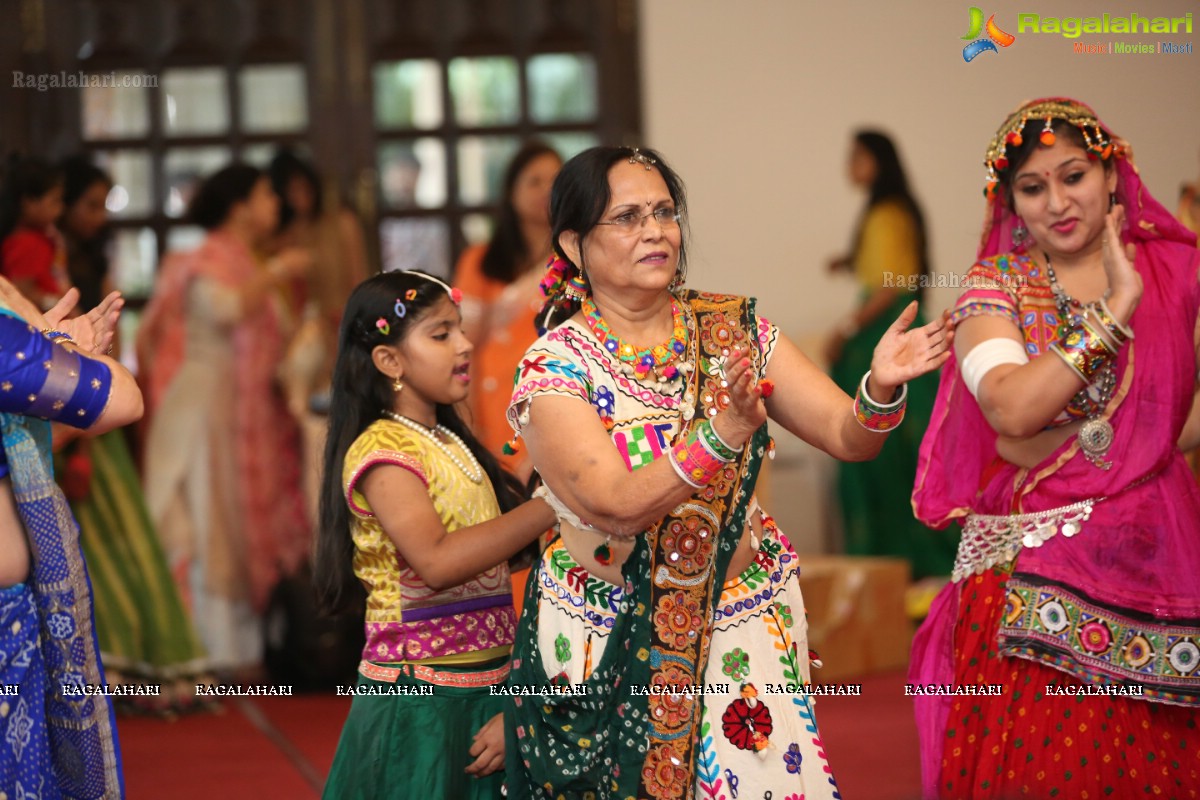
[376,317,390,336]
[405,289,418,300]
[450,287,463,305]
[394,298,407,319]
[628,147,656,170]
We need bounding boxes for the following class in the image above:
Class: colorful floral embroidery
[722,648,750,680]
[694,716,726,799]
[1167,639,1200,675]
[1001,580,1200,704]
[773,601,794,629]
[653,590,706,650]
[592,384,615,417]
[641,744,690,800]
[554,633,571,664]
[1077,619,1113,655]
[721,684,773,751]
[661,517,715,575]
[649,665,695,728]
[783,742,803,774]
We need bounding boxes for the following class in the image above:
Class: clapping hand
[868,302,954,397]
[0,277,124,356]
[712,347,767,448]
[51,291,124,355]
[1100,203,1142,313]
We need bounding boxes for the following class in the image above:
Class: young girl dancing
[315,270,554,799]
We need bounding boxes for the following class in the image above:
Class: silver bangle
[860,370,908,408]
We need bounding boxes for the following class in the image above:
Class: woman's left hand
[868,301,954,395]
[465,712,505,777]
[56,291,124,355]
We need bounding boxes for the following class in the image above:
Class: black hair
[997,119,1109,213]
[314,270,528,616]
[0,154,63,245]
[58,155,114,309]
[187,163,264,230]
[850,131,931,301]
[268,148,323,231]
[480,140,561,284]
[540,146,689,328]
[61,155,112,209]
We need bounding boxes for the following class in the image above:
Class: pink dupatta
[909,99,1200,797]
[139,230,308,610]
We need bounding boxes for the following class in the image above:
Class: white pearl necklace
[381,410,484,484]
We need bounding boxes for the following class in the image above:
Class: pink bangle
[668,422,731,488]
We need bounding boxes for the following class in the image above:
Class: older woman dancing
[911,98,1200,799]
[503,146,953,799]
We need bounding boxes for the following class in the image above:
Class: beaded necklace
[581,296,689,385]
[381,410,484,484]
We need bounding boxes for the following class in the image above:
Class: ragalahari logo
[962,7,1016,61]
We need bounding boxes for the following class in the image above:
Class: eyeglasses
[595,207,682,233]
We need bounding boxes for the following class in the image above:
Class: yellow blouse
[343,419,515,665]
[855,199,921,290]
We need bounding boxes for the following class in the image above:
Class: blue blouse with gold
[0,312,112,477]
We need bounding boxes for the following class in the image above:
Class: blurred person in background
[55,155,211,712]
[138,163,311,682]
[454,141,562,473]
[0,155,68,310]
[824,130,956,581]
[269,148,369,520]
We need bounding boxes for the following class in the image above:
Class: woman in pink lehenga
[910,98,1200,799]
[138,164,311,679]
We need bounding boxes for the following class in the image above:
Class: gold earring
[392,377,404,393]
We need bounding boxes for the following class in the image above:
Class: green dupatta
[506,292,769,800]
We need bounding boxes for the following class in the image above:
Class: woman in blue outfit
[0,275,143,799]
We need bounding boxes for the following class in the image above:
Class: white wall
[639,0,1200,551]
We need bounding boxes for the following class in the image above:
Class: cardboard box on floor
[795,555,913,682]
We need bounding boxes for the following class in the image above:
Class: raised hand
[82,291,125,355]
[1100,204,1142,318]
[51,291,124,355]
[712,346,767,448]
[868,302,954,396]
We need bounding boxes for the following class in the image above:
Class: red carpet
[119,673,921,799]
[117,695,351,799]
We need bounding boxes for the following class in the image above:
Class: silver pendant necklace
[1044,254,1115,469]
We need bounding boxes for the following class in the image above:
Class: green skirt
[69,430,209,706]
[323,660,508,800]
[829,294,960,579]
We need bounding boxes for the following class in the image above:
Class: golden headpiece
[983,98,1120,200]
